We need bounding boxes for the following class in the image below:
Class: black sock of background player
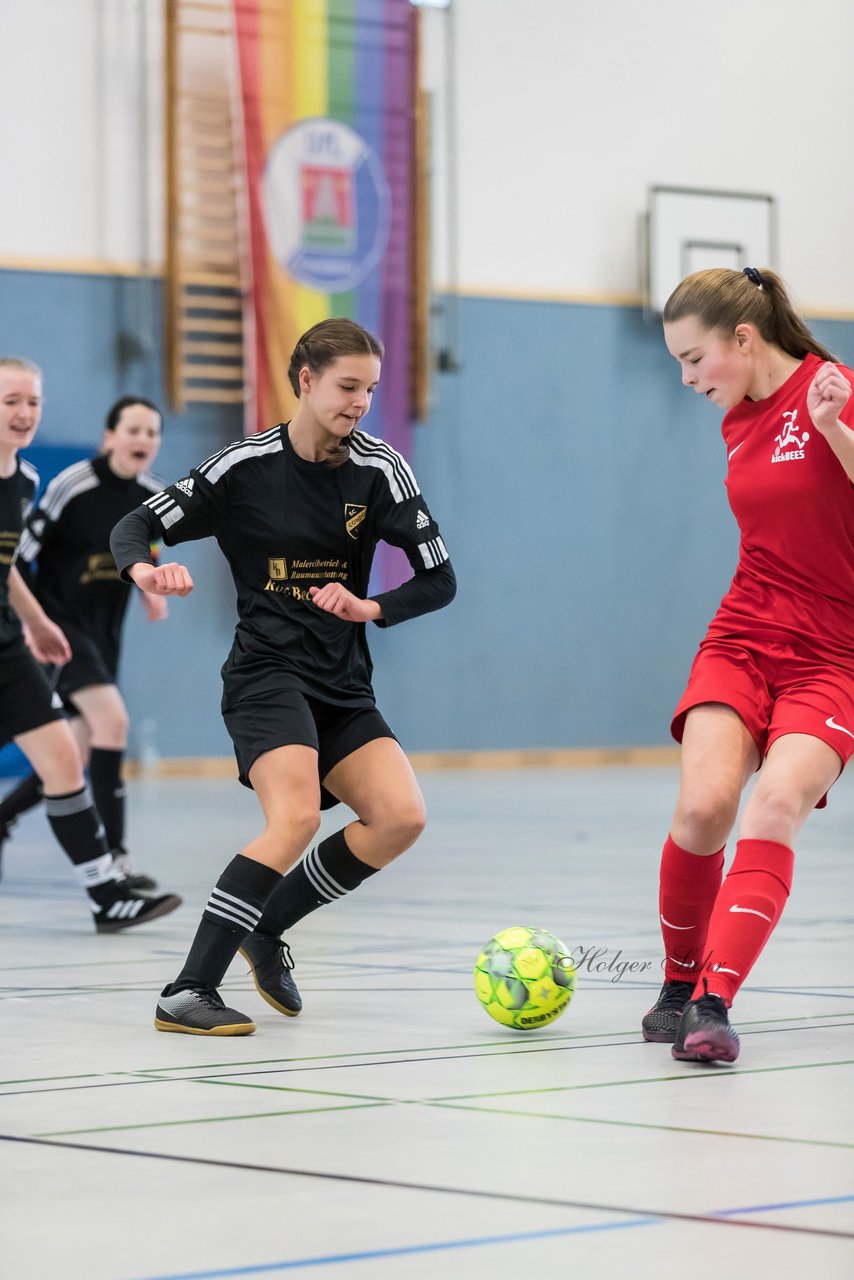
[44,786,121,907]
[88,747,125,851]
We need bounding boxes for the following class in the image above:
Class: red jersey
[705,352,854,665]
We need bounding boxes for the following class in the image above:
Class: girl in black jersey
[0,397,167,890]
[0,358,180,931]
[112,319,456,1035]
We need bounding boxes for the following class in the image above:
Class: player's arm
[368,561,456,627]
[111,466,224,597]
[806,362,854,482]
[7,565,72,663]
[308,556,455,625]
[365,486,456,627]
[111,507,193,597]
[140,590,169,621]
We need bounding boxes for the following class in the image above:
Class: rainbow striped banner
[232,0,417,464]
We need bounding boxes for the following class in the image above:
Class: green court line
[426,1100,854,1150]
[432,1056,854,1101]
[125,1034,626,1076]
[124,1014,854,1077]
[0,1072,102,1087]
[4,1017,852,1091]
[193,1078,392,1102]
[37,1098,391,1138]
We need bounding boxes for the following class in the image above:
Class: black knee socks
[171,854,282,993]
[254,828,378,937]
[44,786,117,904]
[88,748,125,852]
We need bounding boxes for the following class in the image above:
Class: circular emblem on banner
[262,118,391,292]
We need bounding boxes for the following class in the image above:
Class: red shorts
[672,639,854,788]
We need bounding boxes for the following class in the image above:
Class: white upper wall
[422,0,854,312]
[0,0,162,268]
[2,0,853,310]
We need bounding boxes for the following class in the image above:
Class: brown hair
[663,268,835,362]
[0,356,43,381]
[287,318,383,395]
[287,318,383,467]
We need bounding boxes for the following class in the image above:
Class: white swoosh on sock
[660,915,693,930]
[729,904,772,922]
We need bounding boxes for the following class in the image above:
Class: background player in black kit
[0,357,180,931]
[112,318,456,1034]
[0,397,167,889]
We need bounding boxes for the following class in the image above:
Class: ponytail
[663,268,835,362]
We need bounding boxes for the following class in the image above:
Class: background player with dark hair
[112,317,456,1034]
[0,358,181,931]
[642,267,854,1064]
[0,396,169,890]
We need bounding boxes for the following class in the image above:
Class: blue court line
[713,1193,854,1215]
[129,1217,656,1279]
[130,1193,854,1280]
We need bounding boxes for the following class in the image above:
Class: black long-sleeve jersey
[111,424,456,706]
[0,456,38,647]
[18,453,162,646]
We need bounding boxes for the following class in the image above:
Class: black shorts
[55,623,119,709]
[0,635,63,744]
[222,685,398,804]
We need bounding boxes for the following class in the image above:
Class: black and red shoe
[672,981,740,1063]
[641,980,694,1043]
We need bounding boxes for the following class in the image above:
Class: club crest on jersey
[345,504,367,539]
[772,409,809,463]
[268,557,288,580]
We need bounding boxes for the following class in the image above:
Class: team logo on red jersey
[772,409,810,463]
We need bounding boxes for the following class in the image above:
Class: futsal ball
[474,926,576,1030]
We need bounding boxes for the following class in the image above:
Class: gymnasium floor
[2,765,853,1279]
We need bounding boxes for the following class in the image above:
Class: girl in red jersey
[641,267,854,1064]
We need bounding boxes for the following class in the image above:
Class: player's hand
[807,362,852,434]
[141,591,169,622]
[130,562,193,597]
[308,583,381,622]
[24,617,72,665]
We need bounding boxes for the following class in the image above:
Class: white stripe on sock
[303,847,346,900]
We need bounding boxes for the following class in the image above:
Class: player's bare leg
[156,745,320,1035]
[15,718,181,930]
[242,738,426,1017]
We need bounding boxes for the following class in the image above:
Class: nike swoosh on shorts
[825,716,854,741]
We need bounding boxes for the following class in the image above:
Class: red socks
[695,838,794,1005]
[659,836,725,983]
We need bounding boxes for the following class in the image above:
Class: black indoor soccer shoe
[641,980,694,1043]
[92,889,182,933]
[154,986,256,1036]
[111,845,159,892]
[239,931,302,1016]
[672,983,740,1064]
